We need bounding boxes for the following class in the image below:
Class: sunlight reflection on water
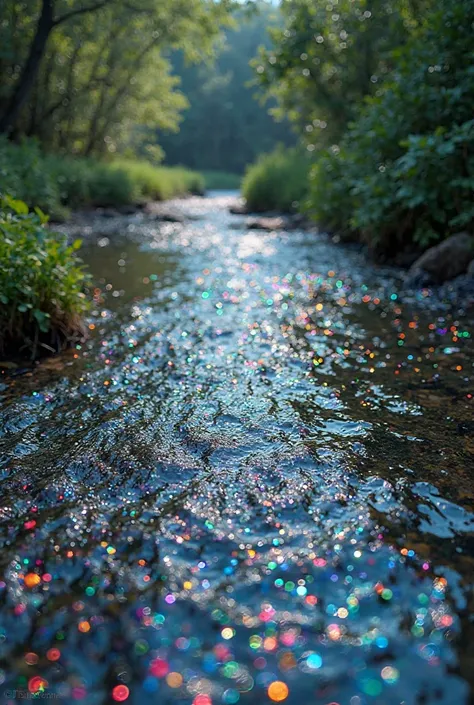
[0,193,473,704]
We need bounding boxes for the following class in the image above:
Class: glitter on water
[1,192,474,704]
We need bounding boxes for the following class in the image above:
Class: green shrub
[0,138,62,216]
[111,160,205,201]
[242,146,310,213]
[45,155,93,210]
[0,195,90,359]
[0,140,205,215]
[308,147,356,239]
[309,0,474,257]
[44,156,134,209]
[85,163,134,207]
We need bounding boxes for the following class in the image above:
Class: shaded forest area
[0,0,289,194]
[159,4,294,175]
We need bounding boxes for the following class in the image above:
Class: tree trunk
[0,0,55,135]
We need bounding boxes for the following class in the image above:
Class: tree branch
[53,0,112,27]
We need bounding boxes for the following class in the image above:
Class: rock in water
[246,216,288,231]
[229,203,248,215]
[406,232,474,285]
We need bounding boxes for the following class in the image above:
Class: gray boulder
[406,232,474,286]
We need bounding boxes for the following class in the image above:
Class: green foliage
[308,147,356,238]
[0,0,234,154]
[201,171,242,190]
[309,0,474,256]
[47,156,134,209]
[0,195,90,358]
[159,2,295,174]
[112,160,205,201]
[0,140,205,213]
[0,138,61,216]
[254,0,426,145]
[242,147,310,213]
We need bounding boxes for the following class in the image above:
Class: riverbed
[1,192,474,704]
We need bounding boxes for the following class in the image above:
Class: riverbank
[0,138,205,220]
[233,195,474,292]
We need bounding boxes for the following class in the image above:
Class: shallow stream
[1,193,474,704]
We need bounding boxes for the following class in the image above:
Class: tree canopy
[251,0,474,256]
[0,0,234,155]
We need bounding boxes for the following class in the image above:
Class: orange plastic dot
[268,681,289,702]
[46,648,61,661]
[263,636,277,651]
[24,573,41,588]
[28,676,48,694]
[78,620,90,633]
[166,672,183,688]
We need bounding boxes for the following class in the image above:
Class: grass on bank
[0,138,204,217]
[0,195,90,359]
[241,146,310,213]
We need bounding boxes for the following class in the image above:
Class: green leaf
[33,309,50,333]
[3,195,29,215]
[34,206,49,224]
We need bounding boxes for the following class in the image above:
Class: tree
[286,0,474,259]
[0,0,235,153]
[0,0,112,135]
[254,0,429,146]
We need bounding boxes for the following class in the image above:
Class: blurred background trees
[244,0,474,257]
[0,0,291,170]
[1,0,473,258]
[0,0,234,154]
[158,2,295,175]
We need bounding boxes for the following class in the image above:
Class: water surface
[1,194,474,704]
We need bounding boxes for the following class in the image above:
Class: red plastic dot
[112,684,130,702]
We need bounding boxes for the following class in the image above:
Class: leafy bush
[0,196,90,359]
[44,156,134,209]
[0,140,205,215]
[309,0,474,257]
[49,157,204,207]
[80,162,133,208]
[110,160,204,202]
[242,146,310,213]
[308,147,356,239]
[0,138,62,216]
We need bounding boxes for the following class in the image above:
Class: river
[1,192,474,704]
